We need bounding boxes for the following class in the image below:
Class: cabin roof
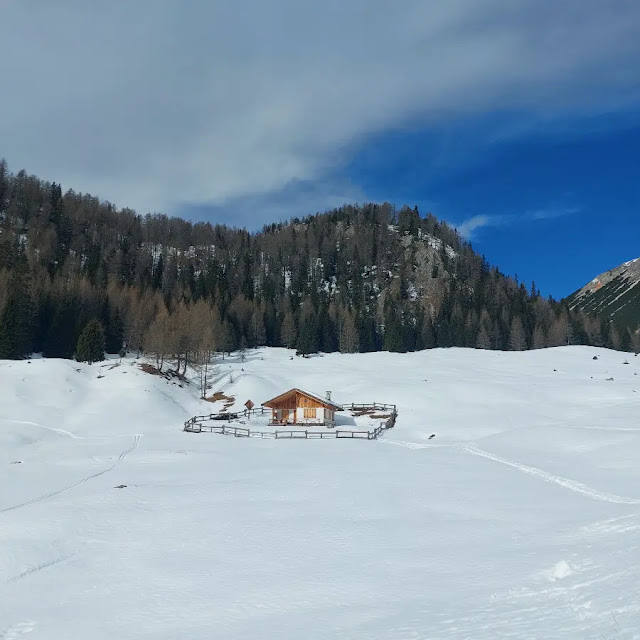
[262,388,343,411]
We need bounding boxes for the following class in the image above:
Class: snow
[2,347,640,639]
[543,560,574,582]
[423,233,457,259]
[606,276,640,307]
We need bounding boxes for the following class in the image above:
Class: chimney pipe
[326,391,332,401]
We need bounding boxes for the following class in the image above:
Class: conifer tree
[358,314,379,353]
[44,295,80,359]
[75,319,105,364]
[103,303,124,354]
[631,329,640,354]
[476,326,491,349]
[383,314,406,352]
[296,317,319,355]
[0,267,33,359]
[418,315,436,350]
[220,321,235,358]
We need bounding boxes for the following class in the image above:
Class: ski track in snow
[0,434,141,514]
[0,418,80,439]
[384,438,640,505]
[557,424,640,433]
[7,554,77,584]
[0,621,37,640]
[460,445,640,505]
[383,439,452,450]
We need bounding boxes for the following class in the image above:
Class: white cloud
[456,215,500,240]
[455,205,581,239]
[529,206,581,221]
[0,1,638,218]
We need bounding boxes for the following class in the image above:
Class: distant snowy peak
[567,257,640,329]
[586,258,640,289]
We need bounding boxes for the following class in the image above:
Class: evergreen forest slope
[0,158,637,362]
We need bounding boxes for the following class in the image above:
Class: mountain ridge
[567,257,640,333]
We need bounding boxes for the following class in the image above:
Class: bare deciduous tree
[144,303,170,370]
[339,310,359,353]
[508,316,527,351]
[280,311,296,349]
[531,324,546,350]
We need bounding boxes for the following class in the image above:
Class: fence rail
[183,404,397,440]
[346,403,396,412]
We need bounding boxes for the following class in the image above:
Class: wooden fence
[183,404,397,440]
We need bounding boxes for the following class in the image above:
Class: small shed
[262,389,342,427]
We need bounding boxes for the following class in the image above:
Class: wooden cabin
[262,389,342,427]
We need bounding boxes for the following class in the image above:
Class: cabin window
[303,408,316,418]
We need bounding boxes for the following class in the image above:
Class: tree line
[0,158,638,369]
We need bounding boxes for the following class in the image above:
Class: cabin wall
[265,390,339,426]
[295,406,323,425]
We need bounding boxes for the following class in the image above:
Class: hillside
[1,158,633,364]
[567,258,640,334]
[2,346,640,638]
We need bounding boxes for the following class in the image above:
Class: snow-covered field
[1,346,640,639]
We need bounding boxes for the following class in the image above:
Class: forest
[1,158,638,374]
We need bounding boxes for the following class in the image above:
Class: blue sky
[345,114,640,298]
[1,2,639,299]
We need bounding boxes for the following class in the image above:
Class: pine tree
[358,313,379,353]
[75,319,105,364]
[319,309,337,353]
[220,320,235,357]
[476,325,491,349]
[0,267,33,359]
[631,328,640,354]
[418,315,436,350]
[104,304,124,354]
[296,317,318,355]
[383,314,406,352]
[435,317,452,349]
[619,328,632,353]
[44,295,80,358]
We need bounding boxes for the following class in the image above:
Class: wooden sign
[244,399,254,410]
